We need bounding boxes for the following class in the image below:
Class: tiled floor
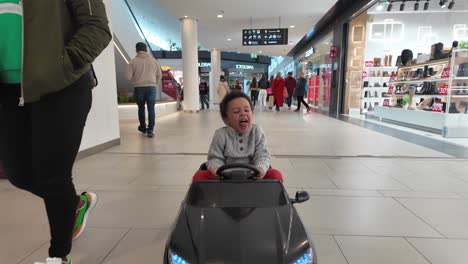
[3,109,468,263]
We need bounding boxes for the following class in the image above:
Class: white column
[180,17,199,112]
[210,48,222,104]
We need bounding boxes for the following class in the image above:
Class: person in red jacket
[272,72,285,111]
[284,72,297,110]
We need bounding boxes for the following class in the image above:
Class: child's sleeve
[253,126,271,174]
[207,129,226,174]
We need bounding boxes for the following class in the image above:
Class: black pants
[296,96,310,110]
[287,93,293,108]
[250,90,259,106]
[0,73,92,258]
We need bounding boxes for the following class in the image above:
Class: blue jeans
[199,94,209,110]
[134,86,156,131]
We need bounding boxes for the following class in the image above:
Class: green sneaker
[72,192,98,240]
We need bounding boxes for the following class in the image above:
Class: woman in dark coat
[294,71,311,112]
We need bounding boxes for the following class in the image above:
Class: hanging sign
[242,28,288,46]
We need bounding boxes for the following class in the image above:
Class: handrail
[122,0,155,52]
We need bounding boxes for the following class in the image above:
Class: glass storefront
[298,33,334,113]
[343,0,468,137]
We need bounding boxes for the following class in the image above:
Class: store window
[344,0,468,138]
[302,33,334,113]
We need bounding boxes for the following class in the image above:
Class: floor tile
[0,225,49,264]
[398,198,468,238]
[380,191,462,199]
[281,169,337,189]
[328,172,411,191]
[90,191,185,229]
[296,196,442,237]
[310,235,348,264]
[408,238,468,264]
[391,173,468,192]
[305,189,383,197]
[19,228,129,264]
[335,236,429,264]
[102,229,169,264]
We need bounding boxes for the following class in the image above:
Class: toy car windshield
[187,181,289,208]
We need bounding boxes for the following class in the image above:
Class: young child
[193,91,283,181]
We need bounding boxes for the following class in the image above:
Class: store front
[296,33,335,113]
[343,0,468,137]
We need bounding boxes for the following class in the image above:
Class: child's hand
[257,167,266,179]
[209,167,220,179]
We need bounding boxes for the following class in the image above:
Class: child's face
[224,98,253,134]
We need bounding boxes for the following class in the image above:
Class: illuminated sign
[236,64,254,70]
[243,28,288,46]
[305,47,315,57]
[198,62,211,68]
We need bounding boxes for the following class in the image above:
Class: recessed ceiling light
[217,14,223,18]
[290,25,295,28]
[259,51,263,54]
[184,15,188,18]
[227,38,232,41]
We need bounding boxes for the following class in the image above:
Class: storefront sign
[198,62,211,68]
[242,28,288,46]
[441,67,451,79]
[439,84,449,95]
[432,102,444,112]
[305,47,315,57]
[365,61,375,67]
[330,46,337,59]
[236,64,254,70]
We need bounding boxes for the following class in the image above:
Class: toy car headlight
[292,248,313,264]
[169,249,191,264]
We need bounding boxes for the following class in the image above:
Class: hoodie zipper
[19,0,24,106]
[87,0,92,15]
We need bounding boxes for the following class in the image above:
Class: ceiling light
[400,1,406,11]
[448,0,454,9]
[414,0,420,10]
[259,51,263,54]
[217,14,223,18]
[227,38,232,41]
[387,1,394,11]
[439,0,448,8]
[290,25,296,28]
[217,10,224,18]
[424,0,430,9]
[184,15,188,18]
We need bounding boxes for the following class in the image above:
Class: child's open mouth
[239,118,250,129]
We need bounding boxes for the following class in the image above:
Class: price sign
[441,67,451,79]
[362,71,368,79]
[439,84,449,95]
[383,99,390,107]
[432,102,444,112]
[365,61,374,67]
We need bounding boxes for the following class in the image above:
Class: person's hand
[256,167,266,179]
[209,167,220,179]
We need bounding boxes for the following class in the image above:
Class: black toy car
[164,163,317,264]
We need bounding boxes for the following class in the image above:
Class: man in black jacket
[199,78,209,110]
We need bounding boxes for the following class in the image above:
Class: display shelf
[397,58,450,70]
[365,66,398,69]
[453,77,468,80]
[389,78,450,85]
[451,95,468,98]
[374,106,445,131]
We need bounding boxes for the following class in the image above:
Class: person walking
[285,72,297,110]
[249,77,259,107]
[234,80,243,92]
[0,1,111,263]
[258,74,269,110]
[267,75,275,109]
[272,72,285,111]
[126,42,162,138]
[199,78,209,110]
[216,75,229,102]
[294,71,311,112]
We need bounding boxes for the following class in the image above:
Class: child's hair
[220,91,253,120]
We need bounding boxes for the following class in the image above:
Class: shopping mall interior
[2,0,468,263]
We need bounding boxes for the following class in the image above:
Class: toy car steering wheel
[217,163,260,180]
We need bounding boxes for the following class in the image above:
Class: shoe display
[368,103,374,111]
[34,257,72,264]
[363,81,369,87]
[72,192,98,240]
[147,130,154,138]
[375,91,379,97]
[457,62,468,77]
